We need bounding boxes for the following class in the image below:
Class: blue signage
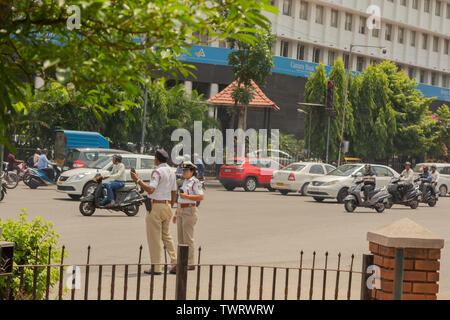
[180,45,450,102]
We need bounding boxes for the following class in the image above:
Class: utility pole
[140,85,149,154]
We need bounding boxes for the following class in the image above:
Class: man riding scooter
[419,165,433,199]
[398,161,415,201]
[430,164,440,196]
[362,165,376,203]
[37,149,59,182]
[97,155,126,207]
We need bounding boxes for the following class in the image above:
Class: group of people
[97,149,205,274]
[361,162,440,203]
[6,148,58,181]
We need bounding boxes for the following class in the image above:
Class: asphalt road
[1,182,449,299]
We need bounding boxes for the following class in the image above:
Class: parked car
[414,163,450,197]
[62,148,131,171]
[306,164,400,203]
[57,154,157,200]
[270,162,336,195]
[219,158,285,192]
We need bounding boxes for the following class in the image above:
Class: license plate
[224,169,232,173]
[276,183,284,187]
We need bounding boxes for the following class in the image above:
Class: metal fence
[0,245,371,300]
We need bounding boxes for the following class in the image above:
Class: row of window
[278,0,450,19]
[280,40,449,88]
[276,1,450,54]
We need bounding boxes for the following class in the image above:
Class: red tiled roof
[207,80,280,111]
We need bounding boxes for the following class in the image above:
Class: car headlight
[323,180,340,186]
[70,173,89,182]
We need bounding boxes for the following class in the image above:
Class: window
[401,0,407,6]
[280,40,289,57]
[343,54,350,69]
[296,43,306,60]
[309,165,324,174]
[443,74,448,88]
[140,158,155,169]
[412,0,418,9]
[356,56,365,71]
[345,13,352,31]
[447,3,450,19]
[433,36,439,52]
[325,165,335,174]
[385,24,392,41]
[312,47,321,63]
[122,158,137,170]
[282,0,292,16]
[372,28,379,38]
[398,28,404,44]
[299,1,308,20]
[424,0,430,13]
[431,72,437,86]
[315,5,324,24]
[359,16,366,34]
[420,70,426,83]
[410,31,416,47]
[328,51,336,66]
[408,67,416,79]
[330,9,338,27]
[444,39,449,55]
[374,166,393,177]
[84,152,99,162]
[422,34,428,49]
[435,0,441,16]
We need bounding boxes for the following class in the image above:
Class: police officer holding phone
[173,161,204,270]
[131,149,177,275]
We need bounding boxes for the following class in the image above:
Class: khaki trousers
[145,203,177,273]
[177,206,199,266]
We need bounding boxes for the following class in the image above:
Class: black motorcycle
[385,177,420,209]
[0,180,7,202]
[79,175,146,216]
[419,180,439,207]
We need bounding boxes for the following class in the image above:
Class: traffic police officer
[131,149,177,275]
[173,161,204,270]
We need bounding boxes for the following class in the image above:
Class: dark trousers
[363,184,375,200]
[40,168,54,181]
[8,165,20,175]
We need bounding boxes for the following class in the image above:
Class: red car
[219,158,285,192]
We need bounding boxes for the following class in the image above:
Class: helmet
[112,154,122,162]
[182,161,197,170]
[431,164,437,169]
[183,154,191,162]
[405,161,411,166]
[422,164,429,170]
[36,148,41,155]
[42,149,48,154]
[364,164,371,170]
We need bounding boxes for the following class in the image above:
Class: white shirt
[431,170,440,183]
[400,169,415,184]
[178,176,204,204]
[149,163,177,201]
[108,163,126,182]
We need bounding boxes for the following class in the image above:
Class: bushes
[0,209,67,300]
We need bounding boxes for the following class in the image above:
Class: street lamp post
[337,44,387,166]
[297,108,312,159]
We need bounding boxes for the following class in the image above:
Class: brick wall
[369,242,441,300]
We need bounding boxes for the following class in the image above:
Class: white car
[306,164,400,203]
[57,154,158,200]
[270,162,336,195]
[414,163,450,197]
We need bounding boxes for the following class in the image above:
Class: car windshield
[327,164,360,176]
[284,164,306,172]
[88,155,112,169]
[224,160,244,166]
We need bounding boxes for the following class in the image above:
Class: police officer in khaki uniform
[131,149,177,275]
[173,161,204,270]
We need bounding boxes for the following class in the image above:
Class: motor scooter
[25,164,61,189]
[385,177,421,209]
[344,175,390,213]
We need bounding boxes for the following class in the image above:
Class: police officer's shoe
[144,269,162,275]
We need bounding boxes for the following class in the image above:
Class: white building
[269,0,449,87]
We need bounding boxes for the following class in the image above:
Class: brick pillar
[367,218,444,300]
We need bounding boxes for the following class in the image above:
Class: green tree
[227,31,276,129]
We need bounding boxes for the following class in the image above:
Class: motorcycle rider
[97,155,126,207]
[419,164,433,197]
[399,161,415,201]
[193,153,205,180]
[33,149,41,168]
[362,164,376,203]
[37,149,57,181]
[7,153,23,175]
[430,164,440,196]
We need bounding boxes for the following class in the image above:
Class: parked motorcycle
[344,175,390,213]
[79,175,146,216]
[419,180,439,207]
[0,180,7,202]
[1,162,19,189]
[385,177,421,209]
[25,164,61,189]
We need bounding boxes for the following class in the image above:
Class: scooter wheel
[375,203,385,213]
[123,204,139,216]
[410,200,419,209]
[344,200,356,213]
[428,198,437,207]
[79,202,95,216]
[385,199,393,209]
[0,191,4,202]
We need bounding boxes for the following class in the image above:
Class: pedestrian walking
[173,161,204,270]
[131,149,178,275]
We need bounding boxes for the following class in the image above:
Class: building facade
[180,0,450,138]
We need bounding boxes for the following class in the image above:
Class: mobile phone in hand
[131,168,136,174]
